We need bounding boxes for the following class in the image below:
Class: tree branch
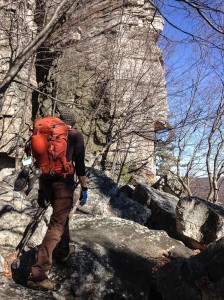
[0,0,80,95]
[177,0,224,34]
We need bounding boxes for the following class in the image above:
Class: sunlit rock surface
[0,169,223,299]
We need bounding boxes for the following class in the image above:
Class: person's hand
[79,187,88,206]
[37,189,49,208]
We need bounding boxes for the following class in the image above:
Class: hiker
[27,110,88,291]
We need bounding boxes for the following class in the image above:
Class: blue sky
[157,1,223,114]
[155,1,224,177]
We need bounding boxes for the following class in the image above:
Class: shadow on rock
[11,247,37,286]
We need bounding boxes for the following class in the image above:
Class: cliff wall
[0,0,37,167]
[0,0,167,182]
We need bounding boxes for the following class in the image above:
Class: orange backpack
[31,116,74,177]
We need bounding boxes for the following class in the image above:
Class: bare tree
[156,38,223,201]
[206,91,224,202]
[1,0,223,190]
[147,0,224,201]
[0,0,80,97]
[51,5,167,183]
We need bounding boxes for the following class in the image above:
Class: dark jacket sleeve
[73,131,86,176]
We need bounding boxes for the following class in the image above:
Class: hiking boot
[61,244,76,262]
[25,168,42,195]
[14,167,30,191]
[27,276,60,291]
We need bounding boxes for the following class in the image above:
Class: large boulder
[156,237,224,300]
[11,215,194,299]
[128,178,179,238]
[0,168,150,254]
[0,170,223,299]
[176,196,224,249]
[79,169,151,225]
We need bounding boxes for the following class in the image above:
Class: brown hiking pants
[31,177,74,280]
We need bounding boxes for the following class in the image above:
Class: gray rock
[12,215,194,299]
[156,258,202,300]
[0,0,167,183]
[176,196,224,248]
[196,236,224,283]
[131,181,179,238]
[78,169,151,225]
[119,184,134,198]
[66,215,194,299]
[0,168,14,178]
[0,254,4,273]
[156,237,224,300]
[0,170,223,300]
[0,282,53,299]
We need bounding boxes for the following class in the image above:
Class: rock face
[0,168,150,254]
[11,215,194,299]
[156,237,224,300]
[60,215,194,299]
[0,0,168,183]
[176,196,224,249]
[0,0,37,165]
[80,169,151,225]
[122,178,224,250]
[50,0,167,182]
[0,170,223,299]
[128,178,179,238]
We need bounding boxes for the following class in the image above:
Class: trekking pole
[12,180,82,270]
[12,203,50,269]
[12,153,100,270]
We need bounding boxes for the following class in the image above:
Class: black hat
[59,109,76,126]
